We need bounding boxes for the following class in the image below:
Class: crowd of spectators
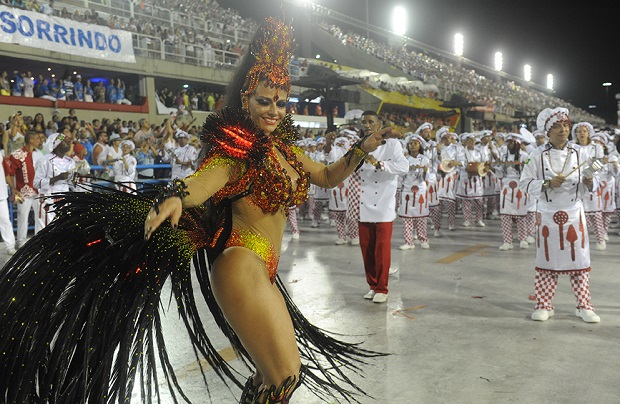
[2,0,608,128]
[320,22,605,126]
[1,109,202,176]
[1,69,138,106]
[155,87,224,112]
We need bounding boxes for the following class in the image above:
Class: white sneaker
[350,237,360,246]
[463,221,471,227]
[576,308,601,323]
[434,229,442,237]
[389,267,399,275]
[330,219,336,227]
[363,290,376,300]
[499,243,513,251]
[6,247,16,255]
[596,241,606,250]
[526,236,536,244]
[531,309,551,321]
[604,233,609,241]
[420,242,430,249]
[311,221,319,228]
[399,244,415,250]
[291,233,300,240]
[448,225,455,231]
[476,220,486,227]
[334,238,347,245]
[519,240,529,249]
[372,293,388,303]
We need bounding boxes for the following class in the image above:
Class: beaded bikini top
[193,108,310,213]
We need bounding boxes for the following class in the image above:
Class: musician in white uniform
[496,133,530,250]
[398,133,431,250]
[456,133,486,227]
[436,129,461,232]
[356,111,408,304]
[170,129,198,180]
[326,136,350,244]
[113,140,137,192]
[572,122,606,250]
[520,107,601,323]
[34,132,76,226]
[591,133,619,240]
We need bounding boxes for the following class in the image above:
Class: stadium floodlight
[494,52,503,72]
[524,64,531,82]
[546,74,554,90]
[454,33,464,57]
[392,6,407,36]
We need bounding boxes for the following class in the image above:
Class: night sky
[218,0,620,124]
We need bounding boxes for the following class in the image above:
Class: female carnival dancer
[496,133,530,250]
[0,18,389,403]
[520,107,601,323]
[572,122,606,250]
[398,134,431,250]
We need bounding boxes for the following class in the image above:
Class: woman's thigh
[210,247,300,385]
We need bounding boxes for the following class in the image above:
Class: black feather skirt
[0,183,386,404]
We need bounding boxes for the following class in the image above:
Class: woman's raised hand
[144,197,183,240]
[360,127,401,153]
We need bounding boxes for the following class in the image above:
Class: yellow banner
[363,87,453,111]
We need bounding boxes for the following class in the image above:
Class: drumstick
[562,159,589,177]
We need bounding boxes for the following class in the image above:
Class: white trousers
[16,196,45,246]
[0,199,16,250]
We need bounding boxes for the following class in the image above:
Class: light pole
[392,6,407,36]
[454,33,463,68]
[603,82,612,122]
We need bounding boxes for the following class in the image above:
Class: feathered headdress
[242,17,296,100]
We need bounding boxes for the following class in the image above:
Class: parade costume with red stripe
[520,107,601,322]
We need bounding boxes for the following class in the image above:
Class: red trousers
[359,221,393,294]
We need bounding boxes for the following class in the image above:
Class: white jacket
[358,139,409,222]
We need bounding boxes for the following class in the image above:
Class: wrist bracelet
[152,178,189,213]
[344,136,369,168]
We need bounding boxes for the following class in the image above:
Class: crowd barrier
[7,163,173,232]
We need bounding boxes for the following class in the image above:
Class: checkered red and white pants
[439,199,456,228]
[586,212,605,243]
[402,217,428,244]
[500,215,527,244]
[602,212,614,237]
[429,205,442,231]
[332,210,347,239]
[534,269,593,311]
[287,207,299,235]
[313,199,324,221]
[346,172,361,239]
[461,198,483,223]
[526,211,536,238]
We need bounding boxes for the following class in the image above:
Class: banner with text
[0,5,135,63]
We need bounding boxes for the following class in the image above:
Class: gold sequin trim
[225,228,279,283]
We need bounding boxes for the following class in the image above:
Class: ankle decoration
[255,374,299,403]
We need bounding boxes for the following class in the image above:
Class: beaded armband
[344,136,369,170]
[152,178,189,214]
